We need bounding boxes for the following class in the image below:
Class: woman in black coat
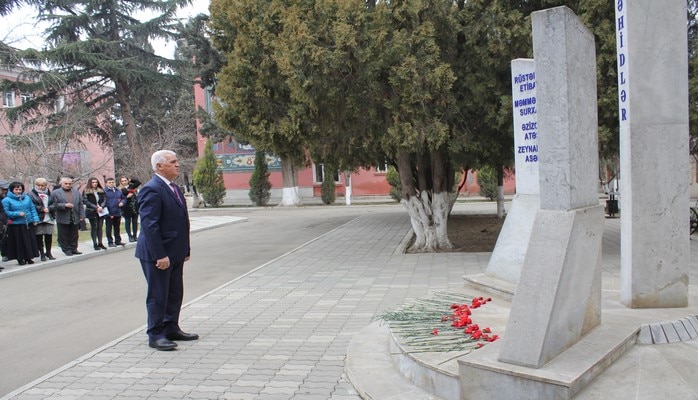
[119,176,141,242]
[82,177,107,251]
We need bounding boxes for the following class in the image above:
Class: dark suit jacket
[135,175,190,263]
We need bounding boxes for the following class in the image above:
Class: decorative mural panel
[216,153,282,172]
[211,137,282,172]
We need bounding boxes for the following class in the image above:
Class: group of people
[82,176,142,251]
[2,150,197,351]
[0,176,141,269]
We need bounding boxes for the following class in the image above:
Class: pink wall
[1,68,114,188]
[215,162,391,197]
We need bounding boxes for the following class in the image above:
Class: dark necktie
[170,183,182,205]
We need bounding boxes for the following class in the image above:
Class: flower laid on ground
[441,297,499,343]
[379,292,500,354]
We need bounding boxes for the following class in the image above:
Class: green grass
[78,228,93,244]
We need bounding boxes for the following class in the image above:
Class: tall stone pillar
[497,6,604,368]
[485,59,539,283]
[616,0,689,308]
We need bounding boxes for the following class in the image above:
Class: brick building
[194,84,515,204]
[0,67,115,189]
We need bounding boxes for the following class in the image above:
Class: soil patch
[406,214,504,253]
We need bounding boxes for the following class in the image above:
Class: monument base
[458,316,639,400]
[463,273,516,302]
[498,205,604,368]
[485,194,540,284]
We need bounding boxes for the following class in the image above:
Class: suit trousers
[140,259,184,340]
[105,216,122,244]
[57,223,79,252]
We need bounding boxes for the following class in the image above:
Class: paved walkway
[2,207,697,399]
[0,215,246,279]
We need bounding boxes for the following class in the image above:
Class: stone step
[638,316,698,344]
[458,315,640,400]
[347,305,698,400]
[347,290,512,400]
[346,321,447,400]
[462,273,516,302]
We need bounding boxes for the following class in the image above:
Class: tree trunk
[397,149,453,252]
[496,166,505,219]
[430,147,453,248]
[402,191,452,252]
[497,186,505,218]
[115,79,144,162]
[344,171,352,206]
[278,156,301,206]
[449,168,469,215]
[432,191,453,248]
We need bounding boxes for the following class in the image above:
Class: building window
[60,152,83,177]
[313,163,339,183]
[375,161,389,173]
[3,91,15,107]
[20,93,33,103]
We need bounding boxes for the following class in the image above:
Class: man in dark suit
[136,150,198,351]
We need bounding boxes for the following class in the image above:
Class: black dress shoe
[18,260,26,265]
[26,259,34,264]
[149,338,178,351]
[166,330,199,341]
[40,255,47,261]
[72,250,83,255]
[64,251,73,256]
[94,245,101,251]
[46,254,56,260]
[115,242,126,246]
[99,244,107,250]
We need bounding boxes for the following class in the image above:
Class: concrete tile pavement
[2,207,697,400]
[2,209,472,399]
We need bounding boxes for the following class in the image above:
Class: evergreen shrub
[248,149,272,206]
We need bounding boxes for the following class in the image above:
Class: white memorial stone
[497,6,603,368]
[485,59,539,283]
[511,60,539,196]
[616,0,689,308]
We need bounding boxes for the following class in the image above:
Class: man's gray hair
[151,150,176,171]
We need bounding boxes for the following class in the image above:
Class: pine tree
[207,0,623,251]
[320,179,336,205]
[320,163,336,205]
[248,149,272,206]
[209,0,312,206]
[193,139,226,207]
[2,0,192,163]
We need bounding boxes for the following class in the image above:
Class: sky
[0,0,211,58]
